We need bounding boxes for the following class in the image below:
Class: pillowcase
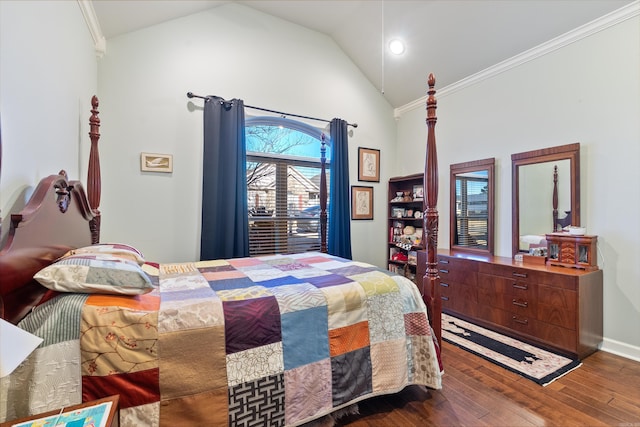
[34,254,155,295]
[62,243,146,266]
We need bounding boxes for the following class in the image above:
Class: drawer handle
[512,299,528,308]
[512,283,528,290]
[439,269,449,274]
[441,296,450,301]
[512,316,528,325]
[440,282,449,287]
[512,272,528,278]
[439,259,450,264]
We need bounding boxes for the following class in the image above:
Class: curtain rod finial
[187,92,194,98]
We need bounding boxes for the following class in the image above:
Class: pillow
[34,254,155,295]
[62,243,146,266]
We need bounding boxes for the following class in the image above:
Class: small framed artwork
[141,152,173,173]
[412,184,424,201]
[10,395,119,427]
[391,207,405,218]
[351,186,374,220]
[358,147,380,182]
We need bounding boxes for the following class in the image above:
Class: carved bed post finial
[55,170,72,213]
[88,95,101,243]
[423,73,442,347]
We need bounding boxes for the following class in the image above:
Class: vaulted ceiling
[91,0,635,108]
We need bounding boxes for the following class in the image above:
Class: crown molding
[394,0,640,119]
[78,0,106,57]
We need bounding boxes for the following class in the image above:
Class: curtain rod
[186,92,358,128]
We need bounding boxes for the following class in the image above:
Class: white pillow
[34,254,155,295]
[62,243,146,266]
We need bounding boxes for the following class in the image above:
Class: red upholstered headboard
[0,97,101,324]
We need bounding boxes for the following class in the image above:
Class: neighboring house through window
[454,172,489,249]
[246,116,330,256]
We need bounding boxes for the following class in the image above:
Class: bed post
[319,133,328,253]
[423,74,442,347]
[552,165,559,232]
[87,95,101,244]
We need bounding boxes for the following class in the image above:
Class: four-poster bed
[0,75,442,426]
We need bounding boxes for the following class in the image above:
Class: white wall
[397,15,640,358]
[97,3,396,265]
[0,1,98,224]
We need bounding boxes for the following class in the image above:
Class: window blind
[248,155,328,256]
[455,176,488,249]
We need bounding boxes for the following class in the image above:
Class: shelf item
[522,254,547,266]
[545,232,598,271]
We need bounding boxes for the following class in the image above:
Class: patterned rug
[442,313,581,386]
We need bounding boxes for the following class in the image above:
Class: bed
[0,76,443,426]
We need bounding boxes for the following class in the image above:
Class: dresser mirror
[450,158,495,254]
[511,143,580,256]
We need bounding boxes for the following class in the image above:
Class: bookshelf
[387,173,424,285]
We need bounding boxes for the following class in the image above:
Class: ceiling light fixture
[389,39,405,55]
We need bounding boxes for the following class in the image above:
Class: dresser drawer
[478,263,539,281]
[532,319,577,353]
[537,285,577,310]
[536,284,577,329]
[478,273,537,314]
[507,316,576,353]
[509,313,536,336]
[536,272,579,291]
[441,281,478,316]
[537,304,576,330]
[476,305,510,327]
[438,256,477,286]
[439,280,455,310]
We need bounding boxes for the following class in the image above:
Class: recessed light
[389,39,405,55]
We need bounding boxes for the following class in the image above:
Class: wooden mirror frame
[450,158,495,255]
[511,143,580,257]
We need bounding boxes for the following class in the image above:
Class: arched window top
[245,116,331,161]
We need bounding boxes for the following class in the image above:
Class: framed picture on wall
[141,152,173,173]
[358,147,380,182]
[351,186,374,220]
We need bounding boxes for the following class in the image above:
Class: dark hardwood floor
[338,341,640,426]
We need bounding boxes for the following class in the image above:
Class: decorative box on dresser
[427,249,603,360]
[545,232,598,271]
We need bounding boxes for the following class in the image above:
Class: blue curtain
[328,118,352,259]
[200,97,249,260]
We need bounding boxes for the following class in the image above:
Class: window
[449,158,495,254]
[246,117,330,256]
[454,172,488,248]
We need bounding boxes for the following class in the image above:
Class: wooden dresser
[420,249,603,359]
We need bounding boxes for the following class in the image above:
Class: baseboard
[600,338,640,362]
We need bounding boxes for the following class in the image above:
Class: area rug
[442,313,581,386]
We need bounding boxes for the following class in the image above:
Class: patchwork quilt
[1,252,442,426]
